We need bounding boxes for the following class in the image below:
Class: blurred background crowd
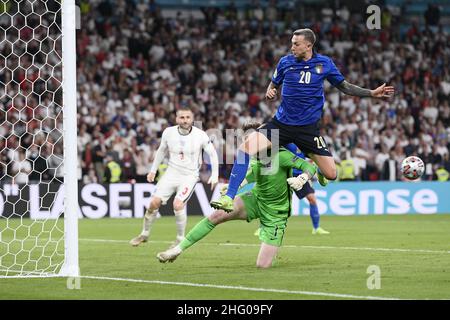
[1,0,449,184]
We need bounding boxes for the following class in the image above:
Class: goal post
[59,0,79,278]
[0,0,79,278]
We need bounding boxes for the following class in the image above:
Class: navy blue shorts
[294,181,315,200]
[258,117,332,157]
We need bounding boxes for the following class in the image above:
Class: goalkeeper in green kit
[157,122,317,268]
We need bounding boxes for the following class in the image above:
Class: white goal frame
[59,0,79,278]
[0,0,79,278]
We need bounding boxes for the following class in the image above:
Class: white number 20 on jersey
[299,71,311,84]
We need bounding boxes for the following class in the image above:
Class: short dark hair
[293,28,316,45]
[176,106,193,114]
[242,121,262,133]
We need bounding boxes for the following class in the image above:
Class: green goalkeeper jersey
[244,148,315,213]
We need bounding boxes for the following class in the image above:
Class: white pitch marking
[80,275,400,300]
[79,238,450,254]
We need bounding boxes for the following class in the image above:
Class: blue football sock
[284,143,298,154]
[310,203,320,229]
[226,150,250,199]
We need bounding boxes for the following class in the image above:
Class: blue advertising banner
[291,182,450,216]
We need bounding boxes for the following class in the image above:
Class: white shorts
[152,168,199,205]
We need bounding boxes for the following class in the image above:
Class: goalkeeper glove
[287,173,309,191]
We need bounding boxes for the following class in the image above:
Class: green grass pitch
[0,215,449,300]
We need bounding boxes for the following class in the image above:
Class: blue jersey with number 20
[272,53,345,126]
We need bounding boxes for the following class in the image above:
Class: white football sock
[141,208,159,237]
[174,208,187,240]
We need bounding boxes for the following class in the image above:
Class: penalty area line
[80,275,400,300]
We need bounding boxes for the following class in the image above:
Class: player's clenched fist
[147,172,156,183]
[265,88,277,100]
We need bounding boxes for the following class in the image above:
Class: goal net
[0,0,78,277]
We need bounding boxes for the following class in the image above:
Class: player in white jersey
[130,107,219,247]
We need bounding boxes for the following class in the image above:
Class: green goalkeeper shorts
[240,191,289,247]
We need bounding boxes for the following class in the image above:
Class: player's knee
[173,201,185,212]
[239,141,254,156]
[208,210,228,224]
[150,197,162,209]
[241,132,270,156]
[329,171,337,181]
[323,167,337,180]
[307,195,317,205]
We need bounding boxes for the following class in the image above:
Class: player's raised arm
[202,137,219,190]
[369,83,395,98]
[266,54,284,101]
[148,131,168,182]
[326,54,394,98]
[335,80,395,98]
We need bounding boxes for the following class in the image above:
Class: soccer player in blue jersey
[211,28,394,212]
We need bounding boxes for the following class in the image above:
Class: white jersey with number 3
[150,126,215,177]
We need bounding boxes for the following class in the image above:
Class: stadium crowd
[1,0,449,184]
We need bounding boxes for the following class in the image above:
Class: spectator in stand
[122,149,136,182]
[103,154,122,184]
[339,152,356,181]
[381,149,399,181]
[11,151,32,185]
[424,4,440,27]
[134,148,151,183]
